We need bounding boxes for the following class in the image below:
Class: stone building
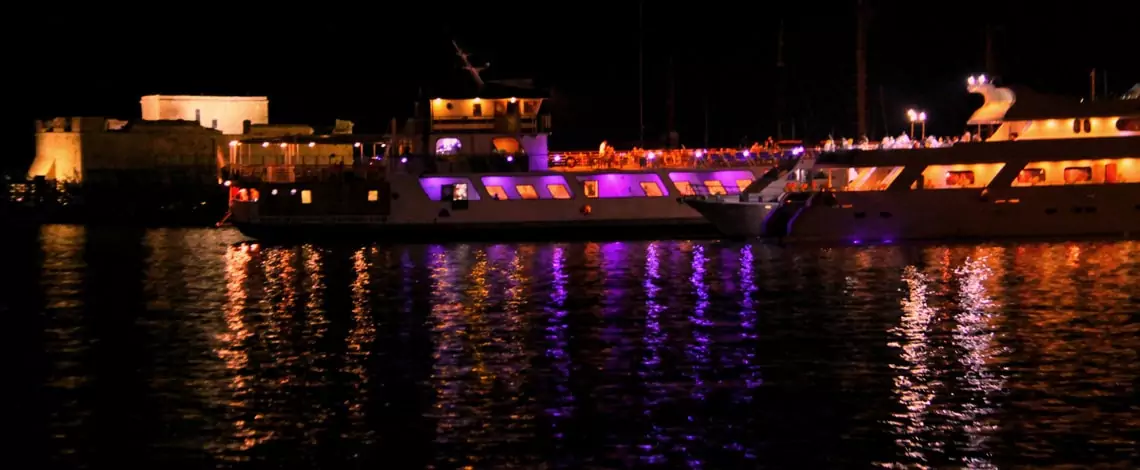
[29,95,353,183]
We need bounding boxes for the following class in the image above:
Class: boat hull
[232,218,721,242]
[784,184,1140,243]
[683,198,775,238]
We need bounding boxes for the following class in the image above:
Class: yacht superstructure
[693,77,1140,242]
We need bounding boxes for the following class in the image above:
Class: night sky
[11,1,1138,172]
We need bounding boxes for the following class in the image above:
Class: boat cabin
[812,78,1140,193]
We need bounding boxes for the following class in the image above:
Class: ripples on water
[8,226,1140,468]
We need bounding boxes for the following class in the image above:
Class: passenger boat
[693,76,1140,243]
[224,81,795,241]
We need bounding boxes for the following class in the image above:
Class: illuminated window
[703,180,727,195]
[367,190,379,202]
[486,185,508,200]
[435,137,462,155]
[492,137,520,153]
[639,181,664,197]
[1016,168,1046,185]
[1063,167,1092,184]
[945,171,975,187]
[675,181,694,196]
[301,190,312,204]
[524,101,536,113]
[736,179,754,192]
[583,180,599,198]
[547,184,571,199]
[1105,162,1119,183]
[516,184,539,200]
[249,188,260,202]
[453,183,469,201]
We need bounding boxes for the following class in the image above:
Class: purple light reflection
[637,242,668,465]
[672,243,711,467]
[544,246,574,436]
[738,245,762,392]
[688,244,711,402]
[600,242,628,370]
[426,244,469,448]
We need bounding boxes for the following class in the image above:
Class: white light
[271,189,278,195]
[742,150,750,157]
[647,151,655,159]
[354,142,361,148]
[978,74,987,84]
[694,150,704,158]
[792,146,805,156]
[279,142,287,148]
[509,97,517,103]
[400,157,408,163]
[262,142,269,148]
[968,76,977,86]
[228,140,239,147]
[290,189,297,195]
[308,142,315,147]
[918,112,927,121]
[506,155,514,162]
[223,180,231,187]
[553,155,561,162]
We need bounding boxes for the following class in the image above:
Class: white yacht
[224,82,787,241]
[693,77,1140,243]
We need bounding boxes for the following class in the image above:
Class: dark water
[8,226,1140,469]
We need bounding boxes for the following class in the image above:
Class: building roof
[140,94,268,101]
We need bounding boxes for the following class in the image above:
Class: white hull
[784,184,1140,243]
[230,167,771,233]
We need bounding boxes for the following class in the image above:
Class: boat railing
[226,163,388,184]
[549,148,801,171]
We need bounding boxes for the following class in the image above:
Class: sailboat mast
[638,0,645,148]
[667,55,676,148]
[855,0,868,137]
[775,18,786,141]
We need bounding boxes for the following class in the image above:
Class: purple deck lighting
[574,173,669,198]
[480,175,573,199]
[418,177,482,201]
[668,170,756,194]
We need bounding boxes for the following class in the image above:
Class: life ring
[580,204,592,215]
[566,157,577,168]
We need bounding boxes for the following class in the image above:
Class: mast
[855,0,868,137]
[667,55,676,148]
[1091,69,1097,101]
[775,18,786,140]
[638,0,645,147]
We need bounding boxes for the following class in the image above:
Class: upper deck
[224,135,805,184]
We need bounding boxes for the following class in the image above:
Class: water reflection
[24,229,1140,468]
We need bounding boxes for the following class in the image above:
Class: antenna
[452,40,487,88]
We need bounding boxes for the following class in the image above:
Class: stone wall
[140,95,268,134]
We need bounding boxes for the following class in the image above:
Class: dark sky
[10,1,1138,171]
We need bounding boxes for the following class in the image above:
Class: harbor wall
[31,117,222,183]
